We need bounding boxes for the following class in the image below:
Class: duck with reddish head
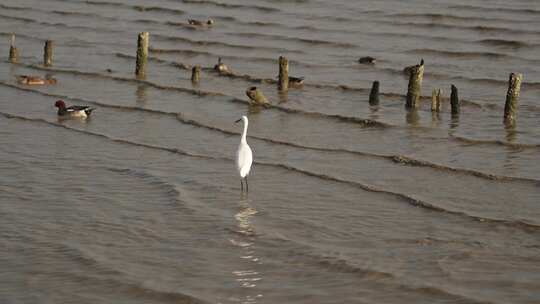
[54,100,94,118]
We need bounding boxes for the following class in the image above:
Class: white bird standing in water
[235,116,253,192]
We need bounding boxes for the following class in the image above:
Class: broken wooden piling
[369,81,379,106]
[450,84,459,115]
[431,88,442,112]
[278,56,289,91]
[503,73,523,126]
[9,34,18,63]
[135,32,149,78]
[405,59,424,108]
[43,40,53,67]
[191,65,201,83]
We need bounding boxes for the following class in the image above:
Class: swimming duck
[17,75,57,85]
[358,56,376,64]
[246,86,270,106]
[214,57,231,74]
[288,76,305,86]
[188,19,214,26]
[54,100,94,118]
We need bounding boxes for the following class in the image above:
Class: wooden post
[450,84,459,115]
[369,81,379,106]
[246,86,269,106]
[43,40,53,67]
[278,56,289,91]
[503,73,523,126]
[431,88,442,112]
[405,59,424,108]
[135,32,149,78]
[191,65,201,83]
[9,34,18,63]
[136,84,147,103]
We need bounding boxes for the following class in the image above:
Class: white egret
[235,116,253,192]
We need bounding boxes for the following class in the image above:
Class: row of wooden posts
[8,32,523,126]
[397,58,522,127]
[9,34,53,67]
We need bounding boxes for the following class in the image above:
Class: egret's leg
[245,177,249,192]
[240,179,244,192]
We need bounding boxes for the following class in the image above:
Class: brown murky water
[1,0,539,303]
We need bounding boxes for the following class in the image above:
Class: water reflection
[449,114,459,132]
[431,111,441,127]
[504,124,517,143]
[368,106,380,124]
[235,198,257,238]
[278,91,288,104]
[248,104,263,114]
[135,84,147,104]
[56,115,91,124]
[230,197,263,304]
[405,109,420,126]
[8,63,17,77]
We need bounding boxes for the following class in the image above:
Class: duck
[246,86,270,106]
[54,100,95,118]
[358,56,376,64]
[188,19,214,26]
[17,75,57,85]
[288,76,305,86]
[213,57,231,74]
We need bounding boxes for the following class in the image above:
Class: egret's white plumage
[235,116,253,192]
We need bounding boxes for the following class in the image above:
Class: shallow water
[1,0,539,303]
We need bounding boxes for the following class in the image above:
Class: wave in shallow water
[449,4,540,16]
[2,106,539,232]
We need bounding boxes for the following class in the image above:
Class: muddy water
[0,0,539,303]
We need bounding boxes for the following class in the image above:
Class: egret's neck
[241,121,248,143]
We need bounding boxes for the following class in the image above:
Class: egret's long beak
[235,118,242,123]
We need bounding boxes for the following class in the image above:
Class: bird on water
[235,116,253,192]
[288,76,305,86]
[188,19,214,26]
[54,100,94,118]
[214,57,231,75]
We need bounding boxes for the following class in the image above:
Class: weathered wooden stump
[43,40,53,67]
[278,56,289,91]
[431,88,442,112]
[405,59,424,108]
[9,34,18,63]
[503,73,523,126]
[191,65,201,83]
[246,86,269,106]
[369,81,380,106]
[450,84,459,115]
[135,32,149,78]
